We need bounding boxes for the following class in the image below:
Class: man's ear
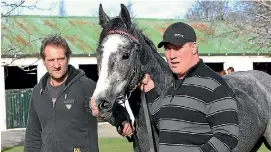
[192,42,198,55]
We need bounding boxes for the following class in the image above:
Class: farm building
[1,15,271,131]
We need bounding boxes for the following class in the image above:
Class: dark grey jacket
[24,65,99,152]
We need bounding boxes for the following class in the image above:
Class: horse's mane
[141,32,159,54]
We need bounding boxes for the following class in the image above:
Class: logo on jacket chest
[64,99,75,110]
[74,148,81,152]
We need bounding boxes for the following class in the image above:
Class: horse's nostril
[99,100,110,109]
[99,100,106,108]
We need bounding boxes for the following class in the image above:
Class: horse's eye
[122,53,130,60]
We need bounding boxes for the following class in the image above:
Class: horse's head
[92,4,145,116]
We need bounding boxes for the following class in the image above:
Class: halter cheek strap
[107,30,139,44]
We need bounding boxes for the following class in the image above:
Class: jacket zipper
[52,89,67,152]
[168,64,197,103]
[53,103,56,152]
[169,78,185,103]
[168,61,200,103]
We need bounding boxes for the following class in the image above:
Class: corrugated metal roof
[1,16,270,57]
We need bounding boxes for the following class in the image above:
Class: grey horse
[92,4,271,152]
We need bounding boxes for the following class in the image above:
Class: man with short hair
[227,66,235,74]
[139,22,240,152]
[24,35,132,152]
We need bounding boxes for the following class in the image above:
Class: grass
[98,138,133,152]
[1,138,270,152]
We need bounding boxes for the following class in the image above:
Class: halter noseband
[107,30,139,44]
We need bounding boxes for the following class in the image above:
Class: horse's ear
[99,4,110,28]
[120,4,132,28]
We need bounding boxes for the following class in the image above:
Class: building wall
[201,55,271,71]
[1,55,271,129]
[1,57,97,82]
[2,56,270,79]
[1,65,7,130]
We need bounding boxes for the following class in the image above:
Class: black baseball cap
[158,22,197,48]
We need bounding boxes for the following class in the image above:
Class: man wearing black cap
[139,22,239,152]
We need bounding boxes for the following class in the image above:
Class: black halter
[107,29,139,44]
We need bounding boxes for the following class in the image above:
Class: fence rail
[5,88,33,129]
[5,88,105,129]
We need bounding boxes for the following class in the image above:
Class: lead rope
[120,95,143,152]
[141,90,156,152]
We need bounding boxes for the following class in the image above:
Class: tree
[185,0,271,53]
[185,0,230,21]
[1,0,55,72]
[228,1,271,51]
[1,0,54,17]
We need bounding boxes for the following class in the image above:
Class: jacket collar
[174,58,204,80]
